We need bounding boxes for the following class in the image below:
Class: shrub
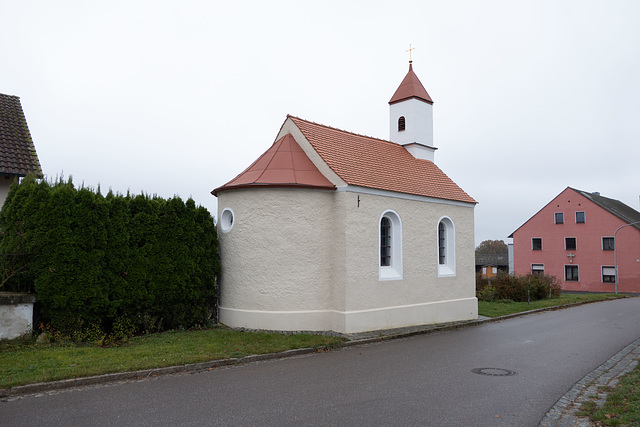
[0,176,220,338]
[476,271,561,302]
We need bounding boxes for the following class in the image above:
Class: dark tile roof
[475,253,509,267]
[0,93,43,177]
[571,188,640,231]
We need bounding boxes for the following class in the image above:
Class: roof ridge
[287,115,396,146]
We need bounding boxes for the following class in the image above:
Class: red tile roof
[212,133,335,196]
[0,94,43,177]
[389,63,433,105]
[289,116,476,204]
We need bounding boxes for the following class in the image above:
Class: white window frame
[602,237,615,251]
[379,210,402,281]
[575,211,586,223]
[531,264,545,275]
[602,266,616,283]
[220,207,235,233]
[565,237,577,250]
[532,237,542,250]
[437,216,456,277]
[565,264,579,282]
[555,212,564,224]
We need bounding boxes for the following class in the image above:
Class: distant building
[0,94,43,207]
[475,253,509,279]
[509,187,640,293]
[212,62,478,333]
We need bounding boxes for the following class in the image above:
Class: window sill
[438,265,456,277]
[379,266,402,281]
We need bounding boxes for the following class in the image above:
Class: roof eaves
[212,183,336,196]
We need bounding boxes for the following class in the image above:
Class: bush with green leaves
[476,271,561,302]
[0,176,220,337]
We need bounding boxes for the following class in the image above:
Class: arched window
[380,217,391,266]
[398,116,406,131]
[437,217,456,277]
[379,210,402,280]
[438,222,446,264]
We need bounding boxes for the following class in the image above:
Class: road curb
[539,336,640,426]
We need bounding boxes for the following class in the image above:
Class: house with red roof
[0,94,43,207]
[509,187,640,293]
[212,63,478,333]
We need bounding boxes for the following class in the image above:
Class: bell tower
[389,61,437,162]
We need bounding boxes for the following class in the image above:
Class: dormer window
[398,116,406,131]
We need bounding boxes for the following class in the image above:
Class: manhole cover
[471,367,518,377]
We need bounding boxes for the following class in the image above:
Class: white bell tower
[389,61,437,162]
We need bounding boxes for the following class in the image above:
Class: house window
[492,267,497,274]
[531,264,544,278]
[379,210,402,280]
[602,237,615,251]
[437,217,456,277]
[565,237,577,250]
[532,238,542,250]
[398,116,406,131]
[575,211,585,223]
[555,212,564,224]
[602,266,616,283]
[565,265,579,281]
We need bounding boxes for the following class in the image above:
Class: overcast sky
[2,1,639,246]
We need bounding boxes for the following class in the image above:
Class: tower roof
[389,63,433,105]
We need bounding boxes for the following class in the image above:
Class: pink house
[509,187,640,293]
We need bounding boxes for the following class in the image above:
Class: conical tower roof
[389,63,433,105]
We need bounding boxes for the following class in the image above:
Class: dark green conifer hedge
[0,176,220,334]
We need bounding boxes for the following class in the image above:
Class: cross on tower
[567,252,576,263]
[406,44,415,63]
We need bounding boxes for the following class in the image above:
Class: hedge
[476,271,561,302]
[0,176,220,335]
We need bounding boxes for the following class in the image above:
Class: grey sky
[2,1,639,246]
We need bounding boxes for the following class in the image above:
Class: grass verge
[0,293,629,390]
[0,326,344,389]
[577,362,640,425]
[478,293,625,317]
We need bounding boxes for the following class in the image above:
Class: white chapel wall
[335,190,477,332]
[217,187,339,331]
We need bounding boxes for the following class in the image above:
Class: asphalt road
[3,298,640,426]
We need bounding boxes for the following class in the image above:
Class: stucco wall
[0,293,36,339]
[389,99,434,147]
[217,188,338,330]
[337,190,477,331]
[217,185,477,333]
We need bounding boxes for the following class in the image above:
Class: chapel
[212,62,478,334]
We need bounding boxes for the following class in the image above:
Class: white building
[212,62,478,334]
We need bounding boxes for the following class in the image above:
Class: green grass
[0,326,345,389]
[577,363,640,425]
[478,293,624,317]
